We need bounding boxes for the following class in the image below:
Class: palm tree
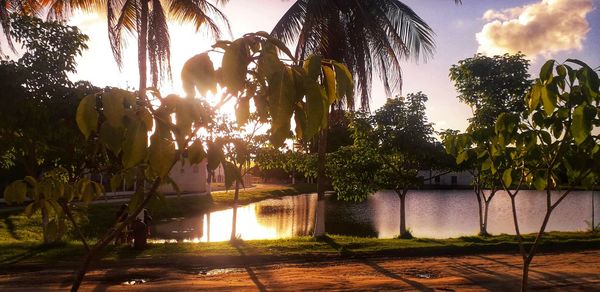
[45,0,230,92]
[272,0,461,237]
[0,0,41,54]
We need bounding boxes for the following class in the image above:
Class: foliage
[448,58,600,290]
[3,168,104,242]
[329,93,440,201]
[449,53,530,128]
[0,15,93,181]
[182,32,354,147]
[272,0,461,110]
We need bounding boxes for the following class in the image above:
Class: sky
[65,0,600,133]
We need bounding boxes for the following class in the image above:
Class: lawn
[1,182,599,269]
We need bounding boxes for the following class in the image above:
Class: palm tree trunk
[313,128,327,237]
[138,0,149,94]
[230,178,240,241]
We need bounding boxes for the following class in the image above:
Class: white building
[160,159,208,194]
[418,170,473,187]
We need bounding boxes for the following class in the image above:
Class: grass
[0,183,317,244]
[1,232,599,267]
[1,183,599,268]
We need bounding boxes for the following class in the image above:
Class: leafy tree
[213,115,264,240]
[0,15,98,243]
[450,53,530,127]
[452,59,600,291]
[4,32,352,291]
[329,93,438,238]
[446,53,531,236]
[272,0,460,236]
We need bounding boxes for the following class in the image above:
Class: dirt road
[1,250,599,291]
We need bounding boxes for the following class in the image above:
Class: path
[1,250,599,291]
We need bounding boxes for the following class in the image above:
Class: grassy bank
[0,183,317,243]
[1,232,599,268]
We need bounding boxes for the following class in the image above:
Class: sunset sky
[67,0,600,132]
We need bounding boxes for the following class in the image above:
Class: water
[151,190,600,242]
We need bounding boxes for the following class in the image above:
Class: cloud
[476,0,593,58]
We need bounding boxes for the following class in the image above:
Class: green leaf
[267,67,295,146]
[221,39,248,93]
[528,83,542,111]
[456,150,469,165]
[122,120,148,168]
[102,90,126,127]
[502,168,512,187]
[4,181,28,204]
[303,55,322,80]
[188,140,206,165]
[540,60,555,82]
[533,172,547,191]
[207,142,225,171]
[99,123,124,155]
[571,105,593,145]
[235,98,250,125]
[149,135,177,178]
[181,53,217,97]
[333,62,354,102]
[322,65,337,104]
[24,202,37,217]
[139,108,154,131]
[224,162,240,190]
[540,85,557,115]
[304,78,326,139]
[76,94,98,139]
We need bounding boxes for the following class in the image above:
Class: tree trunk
[521,259,531,292]
[230,179,240,241]
[41,201,50,244]
[474,186,484,236]
[313,128,327,237]
[397,189,408,238]
[482,199,491,236]
[138,0,149,94]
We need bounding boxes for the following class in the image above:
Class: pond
[151,190,600,242]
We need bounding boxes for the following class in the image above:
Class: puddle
[121,279,147,285]
[197,268,246,276]
[403,268,440,279]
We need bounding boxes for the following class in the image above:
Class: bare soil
[1,250,599,291]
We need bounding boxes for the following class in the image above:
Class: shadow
[360,259,434,291]
[4,217,20,240]
[316,234,352,256]
[230,240,266,292]
[0,245,46,266]
[114,245,145,260]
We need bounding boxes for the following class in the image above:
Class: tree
[452,59,600,291]
[329,93,438,238]
[272,0,460,236]
[0,15,98,243]
[213,115,264,241]
[4,32,354,291]
[445,53,531,236]
[46,0,230,92]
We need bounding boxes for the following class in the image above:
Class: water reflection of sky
[152,190,600,242]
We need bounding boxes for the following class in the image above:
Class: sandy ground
[1,250,599,291]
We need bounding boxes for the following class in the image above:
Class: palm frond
[271,0,444,111]
[168,0,230,38]
[148,0,171,86]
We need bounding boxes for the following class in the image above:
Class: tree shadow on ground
[360,259,434,291]
[230,240,267,292]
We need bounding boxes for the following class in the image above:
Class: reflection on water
[152,190,600,242]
